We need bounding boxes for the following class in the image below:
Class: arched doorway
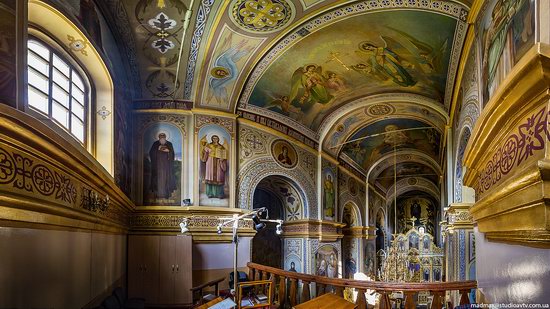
[375,209,386,278]
[341,202,360,279]
[251,186,283,268]
[251,175,305,270]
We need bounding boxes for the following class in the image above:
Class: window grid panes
[27,39,88,144]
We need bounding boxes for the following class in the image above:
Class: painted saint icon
[200,135,228,199]
[149,132,176,199]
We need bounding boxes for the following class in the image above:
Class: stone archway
[250,174,307,272]
[341,201,361,279]
[237,157,316,217]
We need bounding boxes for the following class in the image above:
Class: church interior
[1,0,550,308]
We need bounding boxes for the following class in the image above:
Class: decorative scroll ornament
[97,106,112,120]
[67,35,89,56]
[474,107,548,195]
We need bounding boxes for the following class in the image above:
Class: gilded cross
[326,51,350,71]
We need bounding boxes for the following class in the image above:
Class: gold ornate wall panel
[130,206,255,242]
[283,219,345,242]
[463,43,550,246]
[0,106,132,232]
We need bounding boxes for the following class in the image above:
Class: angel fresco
[353,29,448,88]
[289,64,333,108]
[206,34,254,105]
[482,0,530,88]
[200,135,228,199]
[354,40,416,87]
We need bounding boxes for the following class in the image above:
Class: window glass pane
[28,87,49,114]
[72,87,85,104]
[53,68,70,91]
[52,85,69,107]
[28,40,50,60]
[28,52,49,74]
[27,39,90,145]
[52,101,69,128]
[53,54,70,77]
[28,67,49,93]
[72,102,84,120]
[71,117,84,142]
[72,73,85,92]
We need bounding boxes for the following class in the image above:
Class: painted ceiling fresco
[242,9,459,130]
[121,0,197,99]
[376,162,439,189]
[322,100,447,156]
[341,118,441,171]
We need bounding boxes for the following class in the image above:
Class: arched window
[27,38,89,144]
[28,0,115,175]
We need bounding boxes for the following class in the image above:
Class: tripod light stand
[216,207,283,298]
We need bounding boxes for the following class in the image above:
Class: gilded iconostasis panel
[396,194,438,239]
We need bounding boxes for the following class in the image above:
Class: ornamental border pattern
[136,114,188,134]
[0,145,129,225]
[184,0,216,100]
[472,107,548,196]
[195,114,235,133]
[0,146,77,205]
[130,214,253,229]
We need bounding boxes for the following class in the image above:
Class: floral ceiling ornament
[148,12,177,53]
[230,0,295,33]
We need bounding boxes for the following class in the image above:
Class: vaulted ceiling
[103,0,472,197]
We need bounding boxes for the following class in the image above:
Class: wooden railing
[190,277,225,305]
[247,262,477,309]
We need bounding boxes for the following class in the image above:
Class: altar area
[379,225,444,283]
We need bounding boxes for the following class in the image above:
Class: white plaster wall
[475,228,550,303]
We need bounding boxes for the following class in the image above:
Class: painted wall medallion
[271,139,297,169]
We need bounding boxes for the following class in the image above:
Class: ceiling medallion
[365,104,395,117]
[230,0,295,34]
[407,178,418,186]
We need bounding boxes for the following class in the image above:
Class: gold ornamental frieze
[463,44,550,247]
[0,106,132,231]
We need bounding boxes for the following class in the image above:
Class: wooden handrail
[247,262,477,308]
[190,277,225,305]
[190,277,225,292]
[248,262,476,291]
